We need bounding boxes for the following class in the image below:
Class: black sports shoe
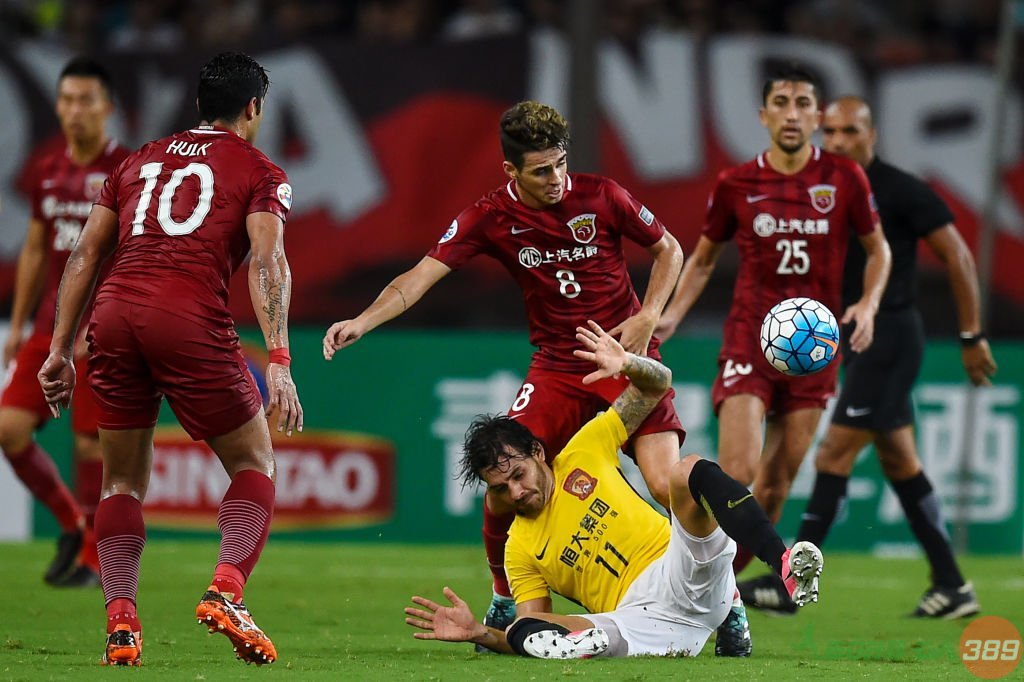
[54,564,101,588]
[715,600,752,657]
[912,582,981,619]
[738,573,797,615]
[474,593,516,653]
[44,530,83,585]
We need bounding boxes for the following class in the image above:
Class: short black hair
[762,62,819,104]
[459,414,543,487]
[59,57,113,98]
[499,101,570,170]
[197,51,270,124]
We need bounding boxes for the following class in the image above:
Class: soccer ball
[760,297,840,376]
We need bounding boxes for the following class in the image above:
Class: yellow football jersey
[505,410,671,614]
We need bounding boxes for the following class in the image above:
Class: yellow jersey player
[405,321,824,658]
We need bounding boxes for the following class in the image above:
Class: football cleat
[715,598,752,657]
[195,586,277,665]
[54,564,101,588]
[782,541,824,607]
[102,624,142,666]
[912,582,981,619]
[44,529,83,584]
[738,573,797,615]
[475,592,516,653]
[522,627,609,659]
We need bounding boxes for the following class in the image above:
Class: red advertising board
[145,427,394,530]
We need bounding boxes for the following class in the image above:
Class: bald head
[822,95,876,168]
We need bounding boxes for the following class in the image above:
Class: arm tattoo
[611,354,672,436]
[387,284,408,311]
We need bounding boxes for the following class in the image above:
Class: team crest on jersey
[563,468,597,500]
[84,172,107,201]
[276,183,293,210]
[439,219,458,244]
[808,184,837,214]
[566,213,597,244]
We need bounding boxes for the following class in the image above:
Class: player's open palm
[405,586,485,643]
[322,319,366,360]
[574,320,628,385]
[37,350,76,418]
[266,364,303,436]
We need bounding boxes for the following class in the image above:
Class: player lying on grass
[405,321,823,658]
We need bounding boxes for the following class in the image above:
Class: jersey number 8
[131,162,215,237]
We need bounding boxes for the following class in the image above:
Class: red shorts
[710,354,838,417]
[87,300,262,441]
[508,364,685,460]
[1,332,99,435]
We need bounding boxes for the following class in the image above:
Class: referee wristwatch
[959,331,986,347]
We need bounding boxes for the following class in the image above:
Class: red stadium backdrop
[1,34,1022,331]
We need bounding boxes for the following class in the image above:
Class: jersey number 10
[131,162,215,237]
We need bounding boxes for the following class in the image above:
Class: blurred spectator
[442,0,523,41]
[356,0,438,43]
[108,0,183,52]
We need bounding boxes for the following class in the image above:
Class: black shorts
[831,308,924,432]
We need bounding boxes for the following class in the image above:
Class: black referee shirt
[842,157,955,311]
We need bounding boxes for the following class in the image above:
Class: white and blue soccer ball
[760,297,840,376]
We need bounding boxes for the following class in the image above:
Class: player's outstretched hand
[841,300,876,353]
[609,311,656,356]
[322,319,366,360]
[405,586,486,643]
[37,350,76,419]
[574,320,629,385]
[266,364,303,436]
[962,340,998,386]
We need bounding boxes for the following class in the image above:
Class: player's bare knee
[877,450,919,482]
[0,426,32,457]
[755,481,790,518]
[645,470,671,509]
[814,437,851,476]
[717,455,756,486]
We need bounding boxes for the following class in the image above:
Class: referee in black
[739,95,997,619]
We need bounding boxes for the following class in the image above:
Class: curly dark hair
[197,51,270,123]
[499,101,570,170]
[459,414,543,487]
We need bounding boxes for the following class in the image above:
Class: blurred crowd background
[0,0,1008,68]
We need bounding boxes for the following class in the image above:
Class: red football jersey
[26,140,130,333]
[703,147,878,364]
[95,126,291,327]
[428,173,666,372]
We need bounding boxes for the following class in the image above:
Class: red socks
[212,470,275,603]
[6,442,82,532]
[482,505,515,598]
[95,494,146,631]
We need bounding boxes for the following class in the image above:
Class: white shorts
[585,518,736,657]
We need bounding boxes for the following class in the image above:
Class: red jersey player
[323,101,685,639]
[1,57,127,588]
[39,52,302,667]
[656,65,891,655]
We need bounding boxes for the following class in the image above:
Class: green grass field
[0,541,1020,680]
